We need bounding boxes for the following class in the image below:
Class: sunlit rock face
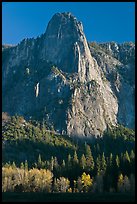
[2,13,135,139]
[39,12,96,83]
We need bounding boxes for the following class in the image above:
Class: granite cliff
[2,12,135,139]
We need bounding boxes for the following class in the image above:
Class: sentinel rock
[43,12,118,137]
[44,12,99,82]
[2,13,135,139]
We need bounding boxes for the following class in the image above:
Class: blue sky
[2,2,135,45]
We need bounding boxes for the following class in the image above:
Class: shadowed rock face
[2,12,135,139]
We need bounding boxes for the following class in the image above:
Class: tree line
[2,114,135,193]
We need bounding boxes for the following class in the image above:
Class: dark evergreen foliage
[2,114,135,193]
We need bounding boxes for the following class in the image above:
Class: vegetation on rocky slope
[2,113,135,194]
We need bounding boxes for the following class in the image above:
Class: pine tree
[85,145,94,171]
[116,155,120,168]
[96,143,100,153]
[85,144,91,158]
[124,151,130,163]
[50,156,54,171]
[123,175,130,192]
[41,118,46,130]
[94,173,104,193]
[12,162,16,169]
[123,151,131,175]
[53,178,59,192]
[130,150,135,174]
[38,154,42,169]
[130,150,135,160]
[109,153,113,167]
[62,160,66,169]
[101,152,106,173]
[130,174,135,192]
[67,154,72,169]
[96,155,101,175]
[118,174,131,193]
[25,160,28,171]
[73,151,79,165]
[76,177,83,192]
[54,157,59,169]
[20,162,24,169]
[46,160,50,170]
[80,154,86,170]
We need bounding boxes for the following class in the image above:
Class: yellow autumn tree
[2,166,53,192]
[81,172,93,192]
[28,168,53,192]
[117,173,124,192]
